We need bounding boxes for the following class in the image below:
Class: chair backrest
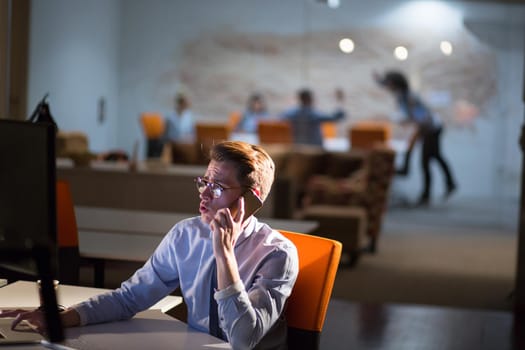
[257,120,293,144]
[139,112,165,139]
[279,230,342,349]
[349,121,391,150]
[56,179,80,284]
[321,121,337,139]
[194,123,231,162]
[227,111,243,131]
[195,123,230,145]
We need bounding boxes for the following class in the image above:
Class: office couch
[301,146,396,254]
[260,145,371,264]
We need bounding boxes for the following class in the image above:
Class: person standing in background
[236,93,269,134]
[281,88,346,147]
[164,93,195,143]
[375,70,457,206]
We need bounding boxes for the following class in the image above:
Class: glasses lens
[195,177,222,198]
[195,177,206,193]
[211,185,222,198]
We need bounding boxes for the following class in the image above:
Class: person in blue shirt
[2,141,299,350]
[376,70,457,206]
[236,93,269,134]
[164,93,195,143]
[281,88,346,146]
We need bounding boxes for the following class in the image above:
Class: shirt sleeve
[73,228,181,325]
[313,108,346,121]
[280,108,296,120]
[216,246,298,349]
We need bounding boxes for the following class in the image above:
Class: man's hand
[210,196,244,260]
[0,307,80,333]
[0,308,45,334]
[210,196,244,289]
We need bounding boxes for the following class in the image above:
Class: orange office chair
[195,123,231,162]
[321,121,338,139]
[196,123,230,144]
[348,120,392,150]
[139,112,166,158]
[279,230,342,350]
[56,179,80,285]
[257,120,293,144]
[227,111,243,131]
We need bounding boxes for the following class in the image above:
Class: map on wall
[159,26,496,134]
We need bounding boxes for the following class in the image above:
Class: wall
[28,0,120,153]
[27,0,524,202]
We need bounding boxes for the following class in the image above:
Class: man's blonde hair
[210,141,275,201]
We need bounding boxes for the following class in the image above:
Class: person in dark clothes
[375,70,457,206]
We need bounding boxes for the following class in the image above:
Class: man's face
[198,160,244,225]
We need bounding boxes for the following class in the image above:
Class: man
[375,70,457,206]
[236,93,269,134]
[2,141,299,350]
[163,93,195,143]
[281,88,346,146]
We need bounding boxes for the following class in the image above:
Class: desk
[0,281,230,350]
[75,206,318,286]
[0,281,181,314]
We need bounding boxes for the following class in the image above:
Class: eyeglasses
[194,176,243,199]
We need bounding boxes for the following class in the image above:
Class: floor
[319,195,521,349]
[320,299,518,350]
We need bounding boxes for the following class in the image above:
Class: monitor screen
[0,119,57,276]
[0,119,64,342]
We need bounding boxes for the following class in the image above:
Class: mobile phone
[241,189,263,220]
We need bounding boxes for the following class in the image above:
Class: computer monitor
[0,119,57,274]
[0,119,63,342]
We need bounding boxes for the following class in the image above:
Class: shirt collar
[235,216,257,246]
[198,215,258,245]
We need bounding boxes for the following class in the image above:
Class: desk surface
[0,281,229,350]
[65,309,231,350]
[0,281,181,314]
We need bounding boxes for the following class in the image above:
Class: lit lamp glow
[339,38,355,53]
[440,40,453,56]
[327,0,340,9]
[394,46,408,61]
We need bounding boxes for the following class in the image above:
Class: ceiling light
[394,46,408,61]
[327,0,340,9]
[440,41,453,56]
[339,38,354,54]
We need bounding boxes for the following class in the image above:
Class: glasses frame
[194,176,245,199]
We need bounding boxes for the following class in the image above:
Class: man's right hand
[0,308,45,333]
[0,307,81,333]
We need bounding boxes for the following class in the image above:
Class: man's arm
[0,307,80,334]
[217,246,298,349]
[60,308,80,327]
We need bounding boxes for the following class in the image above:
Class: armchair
[302,146,396,254]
